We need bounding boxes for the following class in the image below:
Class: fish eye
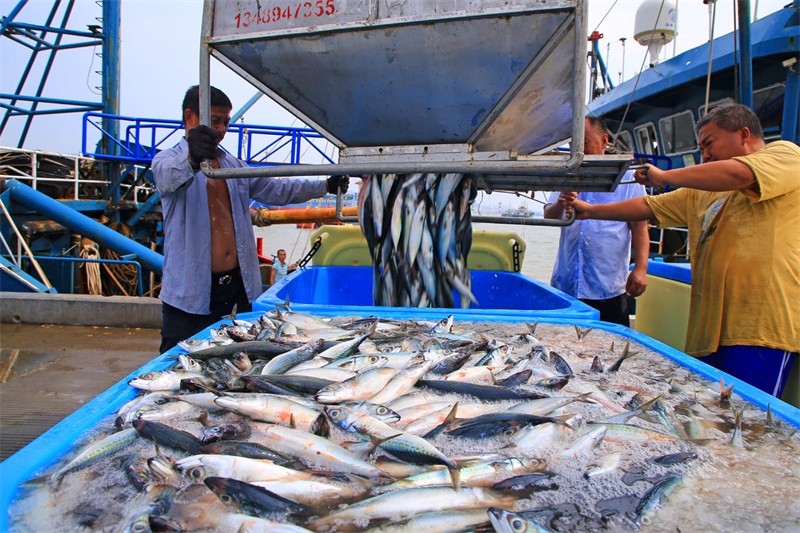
[369,356,379,363]
[503,428,515,437]
[511,518,524,532]
[131,521,149,533]
[329,409,340,418]
[141,373,154,379]
[642,516,652,525]
[377,407,388,415]
[188,466,205,480]
[219,493,233,504]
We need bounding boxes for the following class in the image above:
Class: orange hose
[253,206,358,225]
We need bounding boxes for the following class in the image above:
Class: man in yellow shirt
[567,104,799,397]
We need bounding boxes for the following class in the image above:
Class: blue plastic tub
[3,312,799,531]
[254,266,600,321]
[646,260,692,284]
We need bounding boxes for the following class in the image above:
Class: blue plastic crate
[254,266,600,321]
[2,312,799,531]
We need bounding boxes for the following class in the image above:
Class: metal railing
[0,146,151,202]
[81,112,336,166]
[19,255,144,297]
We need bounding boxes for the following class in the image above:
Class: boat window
[659,111,698,155]
[614,130,634,153]
[634,123,660,155]
[753,83,786,140]
[698,98,734,117]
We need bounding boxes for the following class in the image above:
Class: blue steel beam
[0,94,104,107]
[737,0,753,108]
[783,60,800,144]
[3,180,163,274]
[0,0,59,136]
[127,191,160,227]
[5,106,100,117]
[102,0,121,220]
[17,0,77,148]
[4,21,102,38]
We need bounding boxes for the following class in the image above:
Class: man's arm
[626,220,649,297]
[543,191,577,219]
[269,267,275,285]
[567,196,654,221]
[634,160,757,191]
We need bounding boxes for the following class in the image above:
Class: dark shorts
[159,267,252,354]
[580,293,630,327]
[698,345,797,398]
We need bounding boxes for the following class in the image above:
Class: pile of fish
[357,173,478,308]
[10,309,800,533]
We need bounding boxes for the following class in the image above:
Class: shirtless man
[153,85,348,353]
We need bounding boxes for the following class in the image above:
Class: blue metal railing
[20,255,144,297]
[81,112,335,166]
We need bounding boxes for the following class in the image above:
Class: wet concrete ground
[0,323,161,461]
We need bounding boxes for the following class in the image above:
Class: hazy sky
[0,0,788,207]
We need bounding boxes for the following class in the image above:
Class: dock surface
[0,323,160,461]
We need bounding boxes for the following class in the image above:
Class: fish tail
[20,472,53,487]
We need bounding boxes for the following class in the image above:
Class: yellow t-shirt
[644,140,800,356]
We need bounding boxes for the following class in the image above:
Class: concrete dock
[0,323,161,461]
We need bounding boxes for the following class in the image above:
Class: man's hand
[634,164,667,187]
[557,191,578,216]
[563,198,592,219]
[626,268,648,297]
[186,125,219,168]
[327,175,350,194]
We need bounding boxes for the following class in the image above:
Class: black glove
[327,175,350,194]
[186,125,219,167]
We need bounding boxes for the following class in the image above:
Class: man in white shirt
[543,116,649,326]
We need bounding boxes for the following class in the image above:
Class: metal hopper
[198,0,631,197]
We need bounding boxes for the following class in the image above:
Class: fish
[361,508,491,533]
[132,419,202,454]
[558,426,607,458]
[574,325,593,341]
[368,358,431,405]
[198,440,292,463]
[309,486,515,531]
[214,394,329,436]
[488,507,558,533]
[24,428,138,487]
[635,475,682,526]
[198,419,250,444]
[249,422,393,480]
[584,451,622,478]
[417,379,548,400]
[375,457,545,493]
[316,367,399,403]
[324,405,461,489]
[204,476,309,516]
[446,413,571,440]
[260,339,324,375]
[128,370,206,391]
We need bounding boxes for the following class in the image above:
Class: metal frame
[633,122,660,156]
[195,0,636,226]
[657,109,699,156]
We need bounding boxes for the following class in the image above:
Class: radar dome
[634,0,677,65]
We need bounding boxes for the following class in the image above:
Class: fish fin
[610,341,615,352]
[766,404,773,426]
[274,306,285,320]
[222,303,237,321]
[288,414,297,429]
[574,325,581,340]
[526,319,538,335]
[448,464,462,491]
[552,414,579,430]
[576,392,597,404]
